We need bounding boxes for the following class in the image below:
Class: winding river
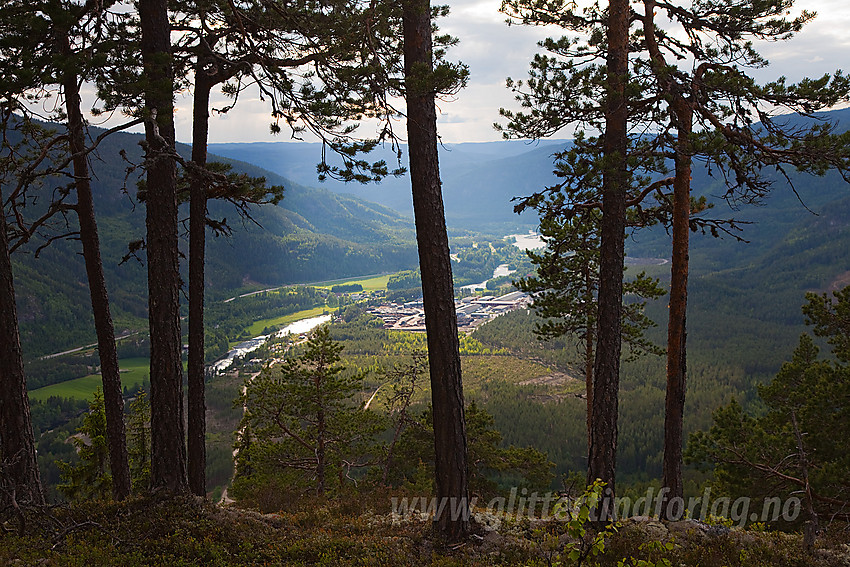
[211,313,332,374]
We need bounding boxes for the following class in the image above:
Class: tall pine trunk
[661,103,692,517]
[640,0,694,514]
[402,0,469,541]
[587,0,629,518]
[187,68,211,498]
[316,405,326,496]
[60,35,132,501]
[584,264,594,456]
[139,0,188,492]
[0,188,44,507]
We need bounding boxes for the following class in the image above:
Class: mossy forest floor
[3,493,850,566]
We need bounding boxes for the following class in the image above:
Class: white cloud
[87,0,850,144]
[442,0,850,142]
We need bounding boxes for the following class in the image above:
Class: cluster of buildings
[367,291,531,332]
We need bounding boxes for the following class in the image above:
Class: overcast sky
[165,0,850,144]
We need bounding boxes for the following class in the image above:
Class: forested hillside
[16,112,849,391]
[628,139,850,376]
[209,112,850,385]
[13,111,850,401]
[10,125,418,358]
[211,109,850,233]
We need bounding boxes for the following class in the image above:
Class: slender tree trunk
[639,0,692,518]
[60,36,132,501]
[383,421,404,485]
[402,0,469,541]
[0,189,44,508]
[584,264,594,456]
[661,102,692,519]
[588,0,629,519]
[317,406,326,496]
[188,67,211,498]
[139,0,188,493]
[790,410,819,550]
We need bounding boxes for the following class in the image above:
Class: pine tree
[0,183,44,509]
[172,0,401,497]
[0,0,135,500]
[238,326,383,495]
[636,0,850,514]
[139,0,188,493]
[56,1,132,500]
[0,36,56,508]
[514,190,664,455]
[401,0,471,539]
[58,389,112,501]
[381,352,428,485]
[127,390,152,493]
[686,289,850,546]
[500,0,637,515]
[501,0,850,515]
[386,401,554,499]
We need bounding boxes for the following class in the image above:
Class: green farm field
[312,273,392,293]
[235,275,395,340]
[29,357,150,402]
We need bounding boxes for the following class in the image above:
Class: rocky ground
[2,494,848,566]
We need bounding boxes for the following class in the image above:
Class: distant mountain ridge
[10,125,418,357]
[209,138,571,230]
[214,109,850,374]
[11,108,850,365]
[210,107,850,233]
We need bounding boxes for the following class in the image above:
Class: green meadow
[29,357,150,402]
[312,273,391,293]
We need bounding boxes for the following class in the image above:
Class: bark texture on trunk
[0,191,44,507]
[587,0,629,518]
[188,69,211,498]
[316,405,326,496]
[661,102,692,516]
[584,264,594,456]
[791,410,819,550]
[139,0,188,493]
[640,0,693,513]
[61,39,132,500]
[402,0,469,542]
